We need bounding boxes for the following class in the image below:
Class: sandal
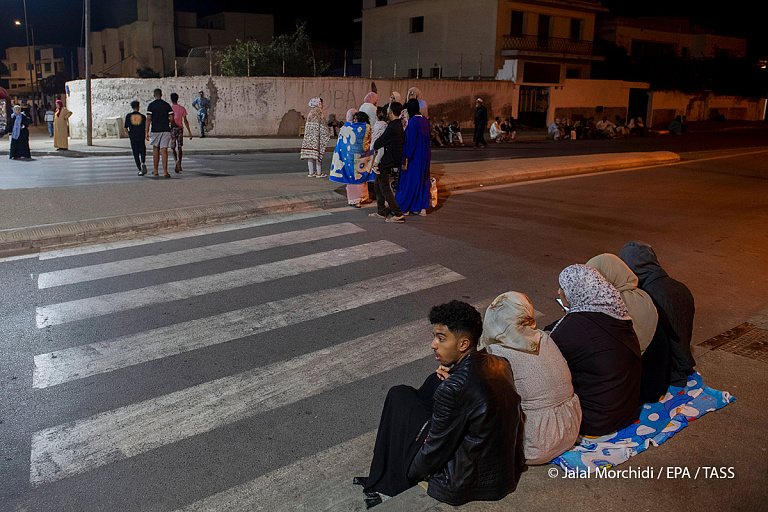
[368,212,386,218]
[385,216,405,223]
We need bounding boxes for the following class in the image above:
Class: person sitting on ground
[448,120,464,145]
[358,300,525,509]
[505,116,518,141]
[668,115,683,135]
[430,122,445,147]
[586,254,663,403]
[548,264,641,436]
[481,292,582,465]
[596,116,616,138]
[681,115,689,134]
[490,116,503,143]
[547,118,561,140]
[619,241,697,393]
[436,118,450,145]
[628,117,646,136]
[614,115,628,136]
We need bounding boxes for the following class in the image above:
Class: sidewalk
[0,126,550,157]
[0,151,679,257]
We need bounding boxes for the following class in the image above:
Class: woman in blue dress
[397,99,431,216]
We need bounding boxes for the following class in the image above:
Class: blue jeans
[47,121,54,136]
[197,114,206,137]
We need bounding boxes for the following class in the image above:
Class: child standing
[124,101,147,176]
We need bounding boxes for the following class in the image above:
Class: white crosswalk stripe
[37,223,364,288]
[29,265,464,485]
[14,212,479,511]
[36,239,406,327]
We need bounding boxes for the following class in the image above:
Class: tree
[136,66,161,78]
[40,72,71,95]
[219,22,329,77]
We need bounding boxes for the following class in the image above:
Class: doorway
[628,88,649,123]
[518,86,549,128]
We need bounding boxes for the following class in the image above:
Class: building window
[681,47,689,58]
[119,41,125,61]
[375,0,387,6]
[56,62,65,72]
[430,67,440,78]
[566,68,580,78]
[44,62,51,73]
[408,68,423,78]
[410,16,424,33]
[570,19,583,41]
[537,15,550,39]
[12,63,17,71]
[510,10,524,37]
[102,45,107,64]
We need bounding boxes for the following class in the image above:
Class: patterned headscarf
[363,92,378,105]
[308,97,322,109]
[558,264,631,323]
[407,87,422,101]
[481,292,541,354]
[307,97,323,124]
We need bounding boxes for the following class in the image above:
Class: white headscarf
[308,97,322,109]
[481,292,541,354]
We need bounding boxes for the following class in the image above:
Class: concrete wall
[64,76,767,138]
[64,76,523,138]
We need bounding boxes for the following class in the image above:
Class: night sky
[0,1,762,57]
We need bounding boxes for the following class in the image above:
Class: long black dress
[363,373,441,497]
[9,113,31,159]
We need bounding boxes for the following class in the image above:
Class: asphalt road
[2,128,768,189]
[0,150,767,510]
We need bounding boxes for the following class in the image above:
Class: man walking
[473,98,487,148]
[169,93,193,173]
[191,90,210,138]
[124,100,147,175]
[371,102,405,223]
[145,88,174,178]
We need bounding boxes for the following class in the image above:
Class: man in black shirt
[473,98,487,148]
[124,101,147,175]
[145,88,174,178]
[372,102,405,222]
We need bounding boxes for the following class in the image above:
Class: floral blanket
[329,122,375,185]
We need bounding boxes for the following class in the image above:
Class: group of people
[300,86,433,222]
[430,119,464,147]
[490,116,518,143]
[122,88,210,177]
[7,100,72,160]
[358,240,696,509]
[548,115,648,140]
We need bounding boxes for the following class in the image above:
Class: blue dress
[397,115,431,213]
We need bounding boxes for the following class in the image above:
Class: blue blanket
[551,372,736,472]
[329,121,375,185]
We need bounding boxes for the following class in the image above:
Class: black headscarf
[405,99,421,118]
[619,241,696,385]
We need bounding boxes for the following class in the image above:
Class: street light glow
[15,20,22,25]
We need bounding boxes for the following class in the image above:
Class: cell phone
[556,298,569,313]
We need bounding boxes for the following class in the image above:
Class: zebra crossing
[8,208,483,510]
[0,155,215,189]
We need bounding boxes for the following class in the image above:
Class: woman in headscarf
[550,264,641,436]
[406,87,428,118]
[359,92,378,126]
[9,105,31,160]
[397,99,431,216]
[482,292,581,464]
[389,91,407,130]
[619,241,696,390]
[329,110,375,208]
[53,99,73,151]
[300,97,331,178]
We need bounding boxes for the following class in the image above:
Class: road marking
[175,432,376,512]
[37,210,332,260]
[35,240,406,328]
[29,265,465,485]
[33,264,464,388]
[37,223,364,288]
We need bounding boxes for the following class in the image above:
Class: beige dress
[53,107,73,149]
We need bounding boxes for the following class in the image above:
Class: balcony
[501,35,603,59]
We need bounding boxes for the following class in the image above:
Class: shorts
[170,127,183,148]
[149,131,171,148]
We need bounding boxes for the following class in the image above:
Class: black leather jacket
[407,349,525,506]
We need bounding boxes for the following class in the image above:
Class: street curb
[0,146,338,158]
[0,190,345,257]
[0,151,679,258]
[434,151,680,192]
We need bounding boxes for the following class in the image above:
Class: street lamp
[14,1,37,110]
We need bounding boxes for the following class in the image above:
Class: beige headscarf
[481,292,541,354]
[586,253,658,353]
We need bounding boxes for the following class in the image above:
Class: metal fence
[175,46,229,77]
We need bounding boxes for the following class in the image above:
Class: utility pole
[85,0,92,145]
[20,1,35,109]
